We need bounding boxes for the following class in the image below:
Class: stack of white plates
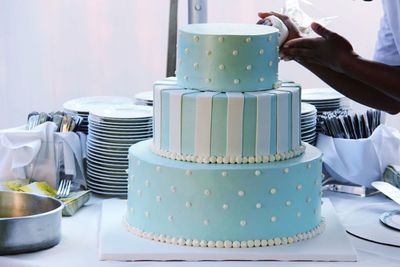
[134,91,153,106]
[302,88,347,115]
[87,105,153,196]
[301,102,318,145]
[63,96,134,134]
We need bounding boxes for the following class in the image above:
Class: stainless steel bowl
[0,191,63,255]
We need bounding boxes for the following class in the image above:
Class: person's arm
[258,12,400,114]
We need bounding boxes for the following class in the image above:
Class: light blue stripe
[242,94,257,157]
[270,94,277,154]
[210,94,227,156]
[181,93,198,155]
[160,90,170,150]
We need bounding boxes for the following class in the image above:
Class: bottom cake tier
[127,140,324,248]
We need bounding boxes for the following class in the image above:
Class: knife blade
[372,181,400,206]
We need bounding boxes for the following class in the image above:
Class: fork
[56,170,72,198]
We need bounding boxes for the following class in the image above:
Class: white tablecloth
[2,192,400,267]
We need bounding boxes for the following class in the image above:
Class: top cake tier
[176,23,280,92]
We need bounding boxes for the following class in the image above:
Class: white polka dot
[232,50,239,56]
[193,35,199,42]
[268,60,273,67]
[156,166,161,172]
[259,77,265,82]
[240,220,246,226]
[254,170,261,176]
[286,200,291,206]
[307,163,312,169]
[268,35,273,42]
[297,212,302,218]
[222,203,229,210]
[203,219,209,225]
[130,175,135,182]
[283,168,289,173]
[185,170,192,176]
[271,216,277,223]
[206,50,212,56]
[218,64,225,70]
[193,63,199,70]
[204,189,211,196]
[145,180,150,187]
[270,188,277,194]
[184,48,190,54]
[256,203,262,209]
[205,78,211,83]
[246,64,252,70]
[137,189,142,196]
[218,36,224,42]
[185,201,192,208]
[234,79,240,84]
[168,215,174,222]
[156,195,161,202]
[245,37,252,43]
[184,75,188,80]
[145,211,150,218]
[221,171,228,177]
[238,190,245,197]
[170,185,176,193]
[306,197,312,203]
[136,160,141,166]
[297,184,303,191]
[259,49,264,55]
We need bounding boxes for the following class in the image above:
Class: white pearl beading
[151,145,306,165]
[125,218,325,249]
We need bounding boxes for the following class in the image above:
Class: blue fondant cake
[126,23,325,248]
[176,24,279,92]
[127,140,324,247]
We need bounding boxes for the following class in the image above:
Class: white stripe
[194,92,216,156]
[275,91,289,153]
[168,90,186,153]
[153,83,183,150]
[226,92,244,157]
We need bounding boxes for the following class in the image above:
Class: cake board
[98,198,357,262]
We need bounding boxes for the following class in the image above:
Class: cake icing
[153,80,304,164]
[176,23,279,92]
[126,23,324,248]
[127,140,323,245]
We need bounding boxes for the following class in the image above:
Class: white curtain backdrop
[0,0,398,129]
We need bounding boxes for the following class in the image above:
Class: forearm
[300,62,400,114]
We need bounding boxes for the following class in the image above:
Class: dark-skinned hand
[257,11,301,43]
[281,22,358,73]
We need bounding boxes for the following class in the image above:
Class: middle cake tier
[153,81,304,164]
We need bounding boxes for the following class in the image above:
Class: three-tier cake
[126,23,324,248]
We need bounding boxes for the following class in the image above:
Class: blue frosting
[127,140,323,242]
[176,24,279,92]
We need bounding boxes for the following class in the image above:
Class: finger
[282,47,317,59]
[311,22,335,40]
[284,38,319,49]
[258,12,273,19]
[258,11,288,21]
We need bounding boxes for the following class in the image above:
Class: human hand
[258,11,302,43]
[281,22,357,73]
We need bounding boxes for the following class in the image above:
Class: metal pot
[0,191,63,255]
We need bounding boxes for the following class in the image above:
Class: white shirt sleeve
[373,2,400,66]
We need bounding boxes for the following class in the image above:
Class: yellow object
[19,182,57,197]
[0,179,30,191]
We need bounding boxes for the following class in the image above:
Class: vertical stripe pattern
[194,92,217,156]
[226,93,244,156]
[275,91,290,153]
[168,90,185,153]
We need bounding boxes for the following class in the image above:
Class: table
[2,192,400,267]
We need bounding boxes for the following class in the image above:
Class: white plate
[90,104,153,120]
[88,136,133,147]
[87,187,127,196]
[302,88,345,101]
[88,156,128,168]
[87,147,129,158]
[87,169,128,180]
[63,96,133,113]
[89,129,152,139]
[135,91,153,102]
[87,141,131,152]
[89,124,152,133]
[87,162,127,175]
[301,102,317,115]
[88,135,148,144]
[87,183,127,194]
[86,177,127,189]
[88,118,153,127]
